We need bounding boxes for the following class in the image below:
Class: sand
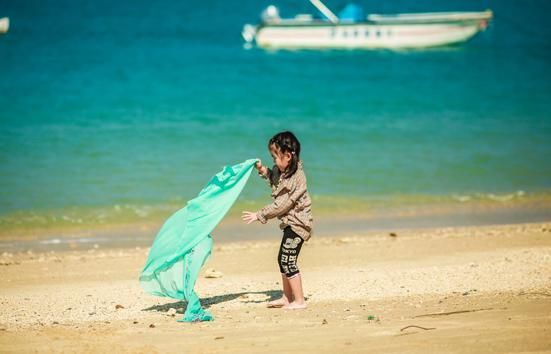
[1,222,550,353]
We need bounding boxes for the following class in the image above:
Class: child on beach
[242,131,313,310]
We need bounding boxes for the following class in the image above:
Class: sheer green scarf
[139,159,257,322]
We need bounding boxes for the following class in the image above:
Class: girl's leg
[282,273,293,302]
[269,227,306,308]
[267,273,292,307]
[284,273,307,309]
[268,233,294,308]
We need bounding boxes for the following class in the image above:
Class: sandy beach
[1,221,550,353]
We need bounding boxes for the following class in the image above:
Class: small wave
[39,237,109,245]
[40,239,62,245]
[453,190,527,203]
[452,194,472,202]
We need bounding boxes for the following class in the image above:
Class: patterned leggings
[277,227,304,278]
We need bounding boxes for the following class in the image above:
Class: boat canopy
[338,3,365,22]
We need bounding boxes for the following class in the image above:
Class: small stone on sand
[204,268,223,278]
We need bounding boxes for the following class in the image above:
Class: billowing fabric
[139,159,257,322]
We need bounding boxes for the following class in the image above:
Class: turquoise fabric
[139,159,257,322]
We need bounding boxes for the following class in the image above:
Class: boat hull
[255,21,487,49]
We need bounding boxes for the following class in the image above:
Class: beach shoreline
[1,215,549,254]
[1,196,550,252]
[1,221,550,353]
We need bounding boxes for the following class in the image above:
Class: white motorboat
[242,1,493,49]
[0,17,9,34]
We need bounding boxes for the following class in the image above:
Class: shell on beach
[204,268,224,278]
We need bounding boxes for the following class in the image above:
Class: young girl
[242,131,313,310]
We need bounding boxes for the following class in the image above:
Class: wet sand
[1,222,550,353]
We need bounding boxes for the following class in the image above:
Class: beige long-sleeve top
[256,161,313,241]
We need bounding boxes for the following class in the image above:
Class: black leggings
[277,227,304,278]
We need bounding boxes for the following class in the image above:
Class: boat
[0,17,9,34]
[242,0,493,49]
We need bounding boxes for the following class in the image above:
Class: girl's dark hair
[269,131,301,178]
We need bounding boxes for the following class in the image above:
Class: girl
[242,131,313,310]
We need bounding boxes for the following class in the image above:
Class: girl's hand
[241,211,259,224]
[255,159,268,177]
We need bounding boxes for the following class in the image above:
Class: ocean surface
[1,0,550,236]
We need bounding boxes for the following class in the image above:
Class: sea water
[1,0,550,239]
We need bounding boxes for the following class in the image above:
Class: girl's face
[269,144,292,172]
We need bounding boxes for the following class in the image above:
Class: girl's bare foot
[282,302,307,310]
[267,297,289,308]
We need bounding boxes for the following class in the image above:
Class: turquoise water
[0,0,550,225]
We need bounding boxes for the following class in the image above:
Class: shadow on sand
[142,289,282,314]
